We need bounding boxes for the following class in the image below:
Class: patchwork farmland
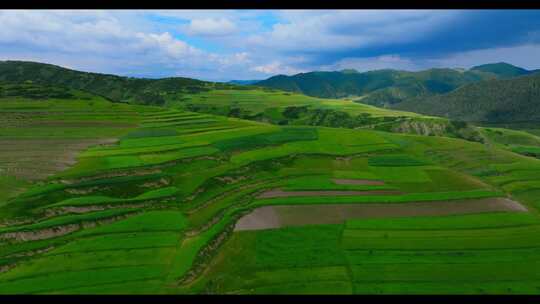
[1,85,540,294]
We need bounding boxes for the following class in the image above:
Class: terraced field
[168,88,487,139]
[1,89,540,294]
[0,88,153,202]
[198,213,540,294]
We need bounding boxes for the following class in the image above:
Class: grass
[0,209,137,234]
[511,145,540,158]
[0,93,144,200]
[175,89,421,118]
[75,211,188,235]
[368,154,431,166]
[282,175,394,191]
[45,188,178,208]
[213,127,318,152]
[0,265,168,294]
[2,89,540,295]
[198,212,540,294]
[344,212,539,230]
[251,189,503,206]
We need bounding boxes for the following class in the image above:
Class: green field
[167,88,488,140]
[174,89,420,118]
[191,215,540,294]
[1,83,540,294]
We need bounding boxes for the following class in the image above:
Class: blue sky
[1,10,540,81]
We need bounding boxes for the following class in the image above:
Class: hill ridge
[393,72,540,123]
[255,63,533,106]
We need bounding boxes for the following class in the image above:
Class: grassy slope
[168,88,488,142]
[196,216,540,294]
[0,61,486,142]
[1,93,540,294]
[0,83,154,202]
[174,89,421,118]
[0,60,238,106]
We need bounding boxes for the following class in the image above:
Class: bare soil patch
[234,197,527,231]
[257,188,402,198]
[234,206,281,231]
[0,138,118,180]
[333,179,385,185]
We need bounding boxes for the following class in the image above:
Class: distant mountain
[470,62,531,78]
[255,63,532,107]
[393,72,540,123]
[3,60,539,125]
[227,80,261,85]
[0,60,238,105]
[340,69,359,74]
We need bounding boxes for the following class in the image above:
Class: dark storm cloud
[300,10,540,66]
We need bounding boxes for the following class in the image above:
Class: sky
[1,10,540,81]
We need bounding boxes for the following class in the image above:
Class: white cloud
[0,10,539,81]
[212,52,251,67]
[136,32,200,59]
[183,18,237,36]
[0,10,254,80]
[329,55,421,72]
[251,61,305,75]
[246,10,459,53]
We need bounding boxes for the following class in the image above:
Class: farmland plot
[1,88,540,294]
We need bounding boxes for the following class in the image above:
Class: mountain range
[1,60,540,125]
[255,62,535,108]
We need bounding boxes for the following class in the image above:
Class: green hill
[1,61,481,140]
[255,63,531,107]
[0,82,149,202]
[393,72,540,123]
[0,60,239,106]
[470,62,531,78]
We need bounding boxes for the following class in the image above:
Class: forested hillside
[0,61,239,106]
[393,72,540,123]
[255,63,532,107]
[470,62,532,78]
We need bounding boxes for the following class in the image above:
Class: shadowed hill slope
[393,72,540,123]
